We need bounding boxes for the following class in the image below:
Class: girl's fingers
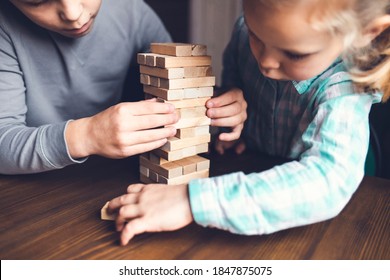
[120,218,147,246]
[235,141,246,155]
[207,102,242,119]
[206,89,242,108]
[218,125,243,141]
[116,204,142,231]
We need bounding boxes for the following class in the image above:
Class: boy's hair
[246,0,390,101]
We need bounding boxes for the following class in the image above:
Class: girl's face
[243,0,345,81]
[10,0,102,38]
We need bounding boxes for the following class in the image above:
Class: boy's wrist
[65,117,94,159]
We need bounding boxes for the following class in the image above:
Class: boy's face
[10,0,102,38]
[243,0,344,81]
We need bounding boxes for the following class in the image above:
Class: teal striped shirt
[188,16,381,235]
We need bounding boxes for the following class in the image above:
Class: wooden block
[156,55,212,68]
[143,85,184,101]
[101,201,116,221]
[151,43,193,57]
[183,66,213,77]
[162,134,211,151]
[140,173,154,184]
[140,65,185,79]
[191,44,207,56]
[176,125,210,138]
[177,106,206,118]
[145,54,158,66]
[174,115,211,129]
[164,97,210,108]
[139,165,149,177]
[140,73,151,85]
[187,155,210,171]
[140,155,183,178]
[155,144,209,162]
[173,157,197,175]
[137,53,147,65]
[158,169,209,185]
[154,143,209,161]
[183,87,213,98]
[149,153,169,165]
[149,169,159,182]
[159,76,215,90]
[144,93,155,100]
[196,143,209,154]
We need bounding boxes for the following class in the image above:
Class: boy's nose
[59,0,83,22]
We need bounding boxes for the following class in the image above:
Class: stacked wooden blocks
[137,43,214,185]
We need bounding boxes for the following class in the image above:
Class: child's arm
[65,100,178,159]
[188,93,375,235]
[108,183,192,246]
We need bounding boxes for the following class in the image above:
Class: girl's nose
[258,48,280,70]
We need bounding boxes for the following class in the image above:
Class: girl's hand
[215,138,246,155]
[206,88,247,142]
[66,99,179,158]
[108,183,193,246]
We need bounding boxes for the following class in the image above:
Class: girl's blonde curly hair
[249,0,390,101]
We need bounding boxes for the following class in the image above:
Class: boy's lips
[63,18,93,36]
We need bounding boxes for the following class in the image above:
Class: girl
[108,0,390,246]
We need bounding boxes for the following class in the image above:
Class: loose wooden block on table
[162,134,211,151]
[101,201,116,221]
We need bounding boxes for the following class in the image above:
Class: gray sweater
[0,0,171,174]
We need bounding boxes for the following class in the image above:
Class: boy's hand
[206,88,247,142]
[108,183,193,246]
[66,99,179,158]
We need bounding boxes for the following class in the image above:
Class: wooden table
[0,151,389,260]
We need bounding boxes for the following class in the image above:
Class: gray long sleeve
[0,0,171,174]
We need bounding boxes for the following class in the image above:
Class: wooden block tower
[137,43,214,185]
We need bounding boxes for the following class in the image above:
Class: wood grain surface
[0,151,388,260]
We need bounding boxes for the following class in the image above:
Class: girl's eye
[285,52,309,61]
